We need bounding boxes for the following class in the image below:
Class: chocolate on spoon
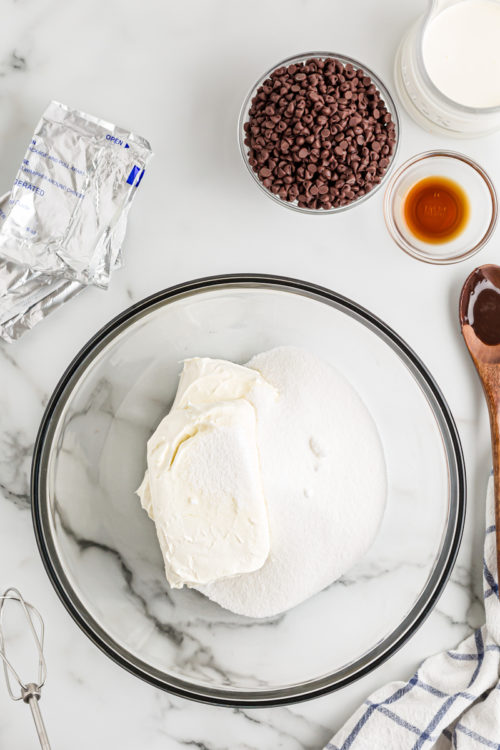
[460,264,500,589]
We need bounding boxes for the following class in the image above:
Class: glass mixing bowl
[238,52,400,214]
[31,275,465,706]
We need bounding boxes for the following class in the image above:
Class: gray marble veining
[0,0,497,746]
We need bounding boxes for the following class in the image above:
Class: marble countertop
[0,0,497,747]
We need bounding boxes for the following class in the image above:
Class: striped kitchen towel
[325,477,500,750]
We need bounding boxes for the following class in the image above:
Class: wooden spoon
[460,263,500,587]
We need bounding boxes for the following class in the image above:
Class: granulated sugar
[197,346,386,618]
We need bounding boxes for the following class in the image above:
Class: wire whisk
[0,588,51,749]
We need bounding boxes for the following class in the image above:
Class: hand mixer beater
[0,587,51,749]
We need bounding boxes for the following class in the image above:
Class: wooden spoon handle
[481,369,500,588]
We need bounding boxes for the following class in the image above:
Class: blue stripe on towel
[339,677,419,749]
[411,695,459,750]
[455,722,500,749]
[484,559,499,596]
[468,629,485,687]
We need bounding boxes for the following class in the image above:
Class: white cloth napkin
[325,477,500,750]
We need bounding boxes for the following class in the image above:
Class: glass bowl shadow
[32,275,465,707]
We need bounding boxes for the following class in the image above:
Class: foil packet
[0,102,152,342]
[0,191,82,343]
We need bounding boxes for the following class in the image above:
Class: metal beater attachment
[0,587,51,749]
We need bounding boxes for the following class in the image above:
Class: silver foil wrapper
[0,102,152,343]
[0,190,83,343]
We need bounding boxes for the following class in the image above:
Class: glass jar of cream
[395,0,500,137]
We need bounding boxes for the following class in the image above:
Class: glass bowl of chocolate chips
[238,52,400,213]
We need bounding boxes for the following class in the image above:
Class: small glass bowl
[238,52,400,214]
[384,150,498,264]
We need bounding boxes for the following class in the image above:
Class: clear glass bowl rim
[383,149,498,265]
[31,274,466,707]
[237,51,401,215]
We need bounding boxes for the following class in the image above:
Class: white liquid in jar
[422,0,500,108]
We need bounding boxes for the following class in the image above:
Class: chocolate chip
[244,56,396,210]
